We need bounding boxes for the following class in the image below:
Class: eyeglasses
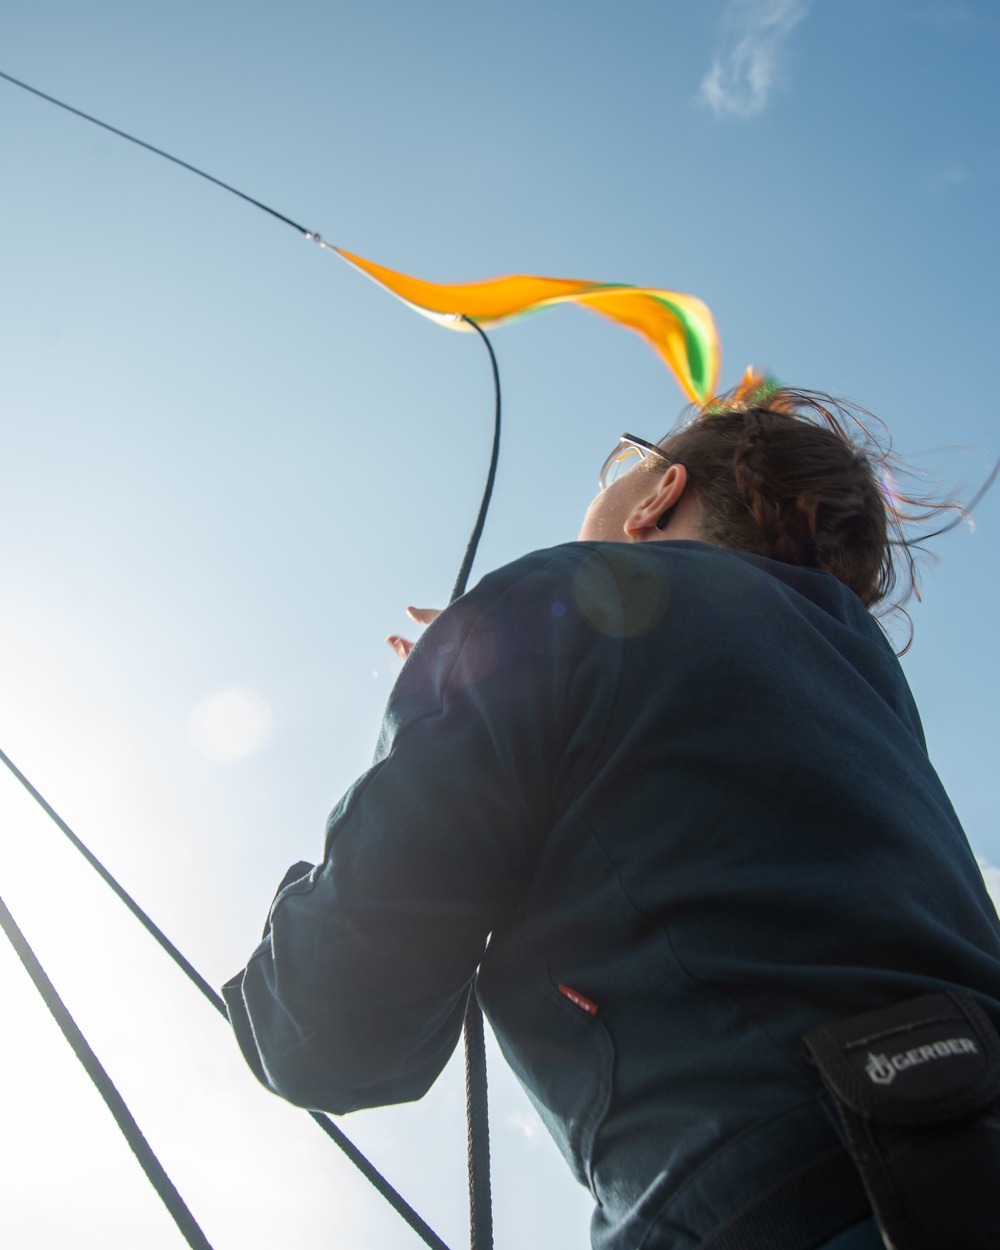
[599,433,675,491]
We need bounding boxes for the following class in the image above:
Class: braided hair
[656,377,979,638]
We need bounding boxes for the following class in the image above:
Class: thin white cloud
[927,162,971,195]
[700,0,809,118]
[506,1108,544,1146]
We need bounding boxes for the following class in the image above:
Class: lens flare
[189,689,272,762]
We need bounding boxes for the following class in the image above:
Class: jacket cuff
[221,967,269,1086]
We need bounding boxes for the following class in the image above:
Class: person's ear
[623,465,689,540]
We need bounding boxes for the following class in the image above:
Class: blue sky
[1,1,998,1246]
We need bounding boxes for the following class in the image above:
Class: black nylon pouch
[802,992,1000,1249]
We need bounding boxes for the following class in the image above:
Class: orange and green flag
[324,245,720,404]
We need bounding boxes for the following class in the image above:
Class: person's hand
[386,606,441,661]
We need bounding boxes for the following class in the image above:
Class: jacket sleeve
[222,549,622,1114]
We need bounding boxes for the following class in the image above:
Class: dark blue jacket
[224,541,1000,1249]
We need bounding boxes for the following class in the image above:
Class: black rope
[463,989,494,1250]
[1,69,503,1250]
[0,889,215,1249]
[0,746,225,1012]
[447,318,500,1250]
[0,66,503,614]
[451,319,502,604]
[304,1113,451,1250]
[0,69,311,237]
[0,749,452,1250]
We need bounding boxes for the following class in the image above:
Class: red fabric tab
[558,983,598,1015]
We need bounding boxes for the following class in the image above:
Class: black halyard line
[0,890,216,1250]
[0,747,453,1250]
[0,66,504,1249]
[0,68,313,236]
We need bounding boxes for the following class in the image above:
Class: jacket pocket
[479,934,615,1195]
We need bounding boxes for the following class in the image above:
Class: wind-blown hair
[657,377,994,647]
